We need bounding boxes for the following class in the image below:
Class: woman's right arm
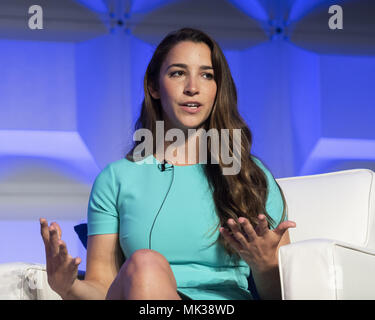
[67,232,124,300]
[40,218,124,300]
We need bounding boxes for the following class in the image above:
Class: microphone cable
[148,160,175,249]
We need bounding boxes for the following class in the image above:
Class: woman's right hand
[39,218,82,298]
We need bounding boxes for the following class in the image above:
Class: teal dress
[87,154,285,300]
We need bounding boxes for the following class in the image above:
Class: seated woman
[39,27,296,300]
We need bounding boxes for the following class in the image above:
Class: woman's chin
[176,117,207,129]
[166,115,208,132]
[179,122,205,131]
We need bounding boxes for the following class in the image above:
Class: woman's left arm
[220,215,296,300]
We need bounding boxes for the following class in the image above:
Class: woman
[40,27,296,300]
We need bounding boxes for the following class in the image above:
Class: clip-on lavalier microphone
[150,158,175,249]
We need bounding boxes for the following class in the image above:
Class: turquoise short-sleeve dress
[87,154,285,300]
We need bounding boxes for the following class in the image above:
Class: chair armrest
[278,239,375,300]
[0,262,62,300]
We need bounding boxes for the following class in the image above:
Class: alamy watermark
[27,4,343,31]
[28,5,43,30]
[132,121,242,175]
[328,5,343,30]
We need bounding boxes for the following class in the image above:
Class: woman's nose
[183,76,199,95]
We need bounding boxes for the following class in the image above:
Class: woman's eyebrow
[166,63,213,71]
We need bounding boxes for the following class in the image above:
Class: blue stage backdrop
[0,0,374,267]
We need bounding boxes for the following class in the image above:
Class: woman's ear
[148,84,160,99]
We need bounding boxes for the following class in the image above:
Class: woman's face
[149,41,217,132]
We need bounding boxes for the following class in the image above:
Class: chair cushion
[74,223,88,249]
[0,262,61,300]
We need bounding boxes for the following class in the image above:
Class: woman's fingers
[40,218,52,258]
[254,214,268,236]
[219,227,242,251]
[58,240,68,263]
[67,256,81,274]
[52,222,62,239]
[71,257,82,270]
[59,241,80,268]
[40,218,50,245]
[226,218,250,247]
[49,225,60,257]
[238,217,257,242]
[57,239,82,273]
[273,220,296,239]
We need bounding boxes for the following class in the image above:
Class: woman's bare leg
[106,249,182,300]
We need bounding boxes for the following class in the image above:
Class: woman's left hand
[219,215,296,273]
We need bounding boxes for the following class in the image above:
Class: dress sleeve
[251,156,286,229]
[87,164,119,236]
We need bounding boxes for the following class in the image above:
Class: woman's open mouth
[179,103,202,114]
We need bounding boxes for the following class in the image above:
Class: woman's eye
[170,71,184,77]
[170,71,214,79]
[203,73,214,80]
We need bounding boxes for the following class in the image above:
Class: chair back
[276,169,375,249]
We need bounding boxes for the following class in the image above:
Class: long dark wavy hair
[126,27,287,263]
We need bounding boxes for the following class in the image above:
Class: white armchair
[276,168,375,300]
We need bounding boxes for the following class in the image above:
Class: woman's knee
[119,249,176,286]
